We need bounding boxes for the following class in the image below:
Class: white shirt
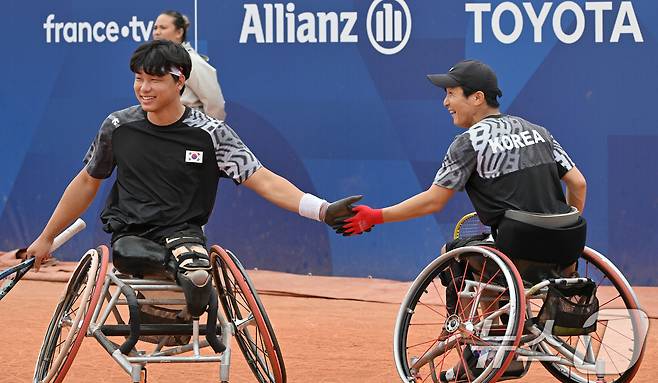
[181,42,226,121]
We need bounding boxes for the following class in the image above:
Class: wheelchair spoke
[454,339,472,383]
[407,337,439,351]
[457,260,471,318]
[447,260,470,318]
[598,341,624,379]
[469,288,509,325]
[433,348,449,383]
[416,300,447,319]
[589,331,634,364]
[599,294,622,308]
[459,269,506,324]
[595,319,636,343]
[430,279,447,309]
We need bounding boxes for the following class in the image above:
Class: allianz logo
[239,1,412,55]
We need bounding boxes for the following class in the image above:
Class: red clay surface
[0,256,655,383]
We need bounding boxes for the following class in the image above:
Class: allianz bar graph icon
[375,3,403,42]
[367,0,411,55]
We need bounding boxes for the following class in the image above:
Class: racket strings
[456,216,491,239]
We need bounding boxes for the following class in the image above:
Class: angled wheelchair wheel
[210,245,286,383]
[394,246,526,383]
[33,246,109,383]
[539,247,647,383]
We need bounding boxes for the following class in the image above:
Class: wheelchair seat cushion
[495,215,586,266]
[112,235,177,279]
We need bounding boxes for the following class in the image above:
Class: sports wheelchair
[393,212,648,383]
[32,244,285,383]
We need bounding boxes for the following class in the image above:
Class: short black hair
[461,85,500,108]
[130,40,192,95]
[160,10,190,42]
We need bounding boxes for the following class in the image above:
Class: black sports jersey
[84,106,261,234]
[434,114,574,227]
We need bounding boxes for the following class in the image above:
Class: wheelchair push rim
[33,246,109,383]
[210,245,286,383]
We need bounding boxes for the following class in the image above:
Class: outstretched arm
[343,185,456,235]
[382,185,455,223]
[242,167,306,212]
[562,166,586,213]
[26,168,103,270]
[242,167,361,227]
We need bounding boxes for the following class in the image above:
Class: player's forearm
[244,167,304,213]
[382,186,454,223]
[562,167,587,213]
[566,183,586,213]
[39,169,101,240]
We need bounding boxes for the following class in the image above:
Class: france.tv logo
[367,0,412,55]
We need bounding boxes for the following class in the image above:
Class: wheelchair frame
[33,245,286,383]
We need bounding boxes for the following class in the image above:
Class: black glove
[323,195,363,228]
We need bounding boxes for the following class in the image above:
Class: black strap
[165,236,205,250]
[175,252,209,264]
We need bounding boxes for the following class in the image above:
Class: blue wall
[1,1,656,283]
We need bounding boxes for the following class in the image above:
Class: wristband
[299,193,328,221]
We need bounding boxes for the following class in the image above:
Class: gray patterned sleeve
[214,122,262,184]
[433,134,477,191]
[550,134,575,177]
[83,115,116,179]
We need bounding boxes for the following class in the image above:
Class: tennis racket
[453,212,491,240]
[0,218,86,301]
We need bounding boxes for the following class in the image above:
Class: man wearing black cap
[338,59,586,235]
[334,59,588,380]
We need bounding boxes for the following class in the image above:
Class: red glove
[343,205,384,235]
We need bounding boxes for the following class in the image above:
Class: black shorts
[111,225,206,278]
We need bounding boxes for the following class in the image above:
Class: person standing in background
[153,10,227,120]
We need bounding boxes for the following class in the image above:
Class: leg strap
[165,236,213,317]
[166,236,211,272]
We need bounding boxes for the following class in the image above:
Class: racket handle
[50,218,86,253]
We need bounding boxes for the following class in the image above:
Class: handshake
[322,195,383,236]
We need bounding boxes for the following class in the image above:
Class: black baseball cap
[427,60,502,97]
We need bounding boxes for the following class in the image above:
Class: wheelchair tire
[33,246,109,383]
[394,246,526,383]
[210,245,286,383]
[539,246,646,383]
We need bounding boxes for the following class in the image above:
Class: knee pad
[165,236,213,317]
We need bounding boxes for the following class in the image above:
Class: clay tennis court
[0,256,655,383]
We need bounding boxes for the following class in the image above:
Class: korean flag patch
[185,150,203,163]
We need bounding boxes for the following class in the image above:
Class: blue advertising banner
[1,1,656,283]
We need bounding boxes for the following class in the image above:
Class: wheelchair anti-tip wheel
[210,245,286,383]
[33,246,109,383]
[538,247,647,383]
[394,246,526,383]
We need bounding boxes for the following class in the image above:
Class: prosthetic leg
[165,236,214,318]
